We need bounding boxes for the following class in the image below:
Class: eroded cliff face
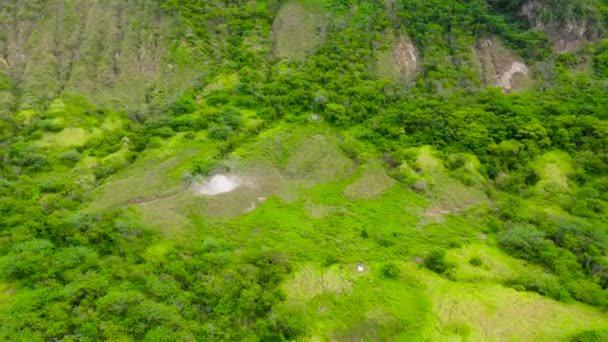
[374,1,418,83]
[0,0,207,112]
[521,0,602,53]
[393,37,418,81]
[376,34,418,82]
[474,38,531,91]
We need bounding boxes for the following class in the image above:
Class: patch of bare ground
[474,38,531,91]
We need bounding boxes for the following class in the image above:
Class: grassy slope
[273,0,328,59]
[0,0,207,110]
[85,122,608,340]
[424,268,608,341]
[1,0,607,339]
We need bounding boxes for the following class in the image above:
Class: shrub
[593,42,608,78]
[147,137,164,149]
[497,197,526,221]
[380,262,401,279]
[60,149,82,165]
[39,178,65,193]
[205,91,230,107]
[219,108,243,129]
[445,153,467,170]
[170,96,196,115]
[553,219,608,255]
[94,152,134,179]
[38,119,64,132]
[448,240,464,249]
[144,116,172,130]
[512,285,526,292]
[191,157,224,176]
[565,279,608,307]
[323,254,340,267]
[152,126,176,138]
[524,169,540,186]
[452,169,476,186]
[338,135,365,163]
[360,228,369,239]
[171,114,201,131]
[325,103,348,126]
[424,250,455,275]
[376,236,395,247]
[484,214,504,232]
[469,256,483,267]
[30,131,42,140]
[569,329,608,342]
[511,271,572,302]
[208,124,234,140]
[11,149,50,171]
[498,224,546,259]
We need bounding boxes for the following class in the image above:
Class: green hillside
[1,0,608,340]
[0,0,209,112]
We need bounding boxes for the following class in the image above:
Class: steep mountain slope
[521,0,605,52]
[474,38,531,91]
[1,0,608,340]
[0,0,207,112]
[272,0,328,59]
[0,0,605,112]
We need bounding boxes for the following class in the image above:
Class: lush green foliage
[1,0,608,340]
[424,250,456,275]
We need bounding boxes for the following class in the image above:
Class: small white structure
[356,263,365,273]
[310,113,320,122]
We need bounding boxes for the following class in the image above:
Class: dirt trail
[127,189,185,206]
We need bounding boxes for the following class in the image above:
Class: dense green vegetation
[1,0,608,340]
